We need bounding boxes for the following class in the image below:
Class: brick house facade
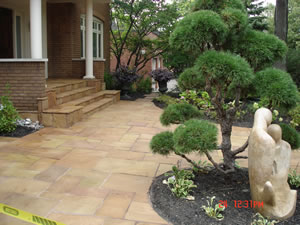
[0,0,111,119]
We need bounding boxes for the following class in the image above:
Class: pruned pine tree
[150,0,299,174]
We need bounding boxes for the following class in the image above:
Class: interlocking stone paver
[53,195,103,215]
[96,192,134,218]
[125,202,168,224]
[94,158,158,177]
[0,97,298,225]
[47,214,105,225]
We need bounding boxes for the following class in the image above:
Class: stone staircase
[41,79,120,128]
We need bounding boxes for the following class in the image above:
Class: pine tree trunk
[274,0,288,70]
[220,119,235,170]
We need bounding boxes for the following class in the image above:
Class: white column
[84,0,95,79]
[30,0,42,59]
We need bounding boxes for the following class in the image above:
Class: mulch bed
[149,168,300,225]
[0,125,37,138]
[120,92,145,101]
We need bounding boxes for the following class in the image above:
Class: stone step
[56,87,96,105]
[82,98,114,118]
[63,92,106,107]
[47,80,86,94]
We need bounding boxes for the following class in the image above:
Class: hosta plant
[202,196,225,221]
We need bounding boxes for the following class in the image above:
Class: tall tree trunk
[274,0,288,70]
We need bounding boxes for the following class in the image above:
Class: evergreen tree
[244,0,268,31]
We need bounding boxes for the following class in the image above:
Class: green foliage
[0,86,19,133]
[136,77,152,94]
[154,95,177,106]
[170,10,228,55]
[177,67,205,91]
[254,68,299,110]
[221,8,248,35]
[288,169,300,188]
[287,49,300,87]
[104,72,116,90]
[280,123,300,150]
[162,48,195,78]
[150,131,174,156]
[237,29,287,71]
[202,196,225,221]
[287,0,300,49]
[192,0,245,12]
[160,103,202,126]
[251,213,279,225]
[195,50,254,93]
[179,90,212,110]
[192,160,212,173]
[173,119,217,154]
[111,0,180,71]
[163,166,197,199]
[244,0,268,31]
[288,105,300,129]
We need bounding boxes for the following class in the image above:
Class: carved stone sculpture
[248,108,297,220]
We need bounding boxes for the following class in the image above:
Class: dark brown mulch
[149,168,300,225]
[0,125,37,138]
[120,92,145,101]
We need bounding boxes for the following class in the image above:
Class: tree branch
[205,152,235,174]
[232,138,249,156]
[234,156,248,159]
[174,153,202,170]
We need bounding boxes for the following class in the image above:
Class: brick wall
[47,3,74,78]
[72,60,105,81]
[0,62,46,111]
[47,2,110,78]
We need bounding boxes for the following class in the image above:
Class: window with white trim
[80,15,103,59]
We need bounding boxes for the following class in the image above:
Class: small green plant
[288,105,300,129]
[154,95,177,106]
[136,77,152,94]
[178,90,212,111]
[202,196,225,221]
[163,166,197,199]
[104,72,116,90]
[288,168,300,188]
[251,213,278,225]
[192,160,212,173]
[0,85,19,133]
[279,123,300,150]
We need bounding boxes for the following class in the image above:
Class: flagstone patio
[0,96,299,225]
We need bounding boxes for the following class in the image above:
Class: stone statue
[248,108,297,220]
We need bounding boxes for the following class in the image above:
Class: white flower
[186,196,195,201]
[162,180,168,185]
[0,104,3,110]
[279,117,283,122]
[273,110,279,116]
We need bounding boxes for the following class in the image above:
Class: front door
[0,7,13,58]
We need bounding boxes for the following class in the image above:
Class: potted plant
[150,68,174,93]
[113,65,139,99]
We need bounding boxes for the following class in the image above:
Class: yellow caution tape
[0,203,66,225]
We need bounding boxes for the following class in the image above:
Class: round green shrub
[150,131,174,155]
[254,68,299,110]
[237,29,287,71]
[195,50,254,92]
[177,67,205,91]
[173,119,218,154]
[160,103,202,126]
[287,48,300,87]
[170,10,228,55]
[280,123,300,150]
[221,8,248,35]
[192,0,245,12]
